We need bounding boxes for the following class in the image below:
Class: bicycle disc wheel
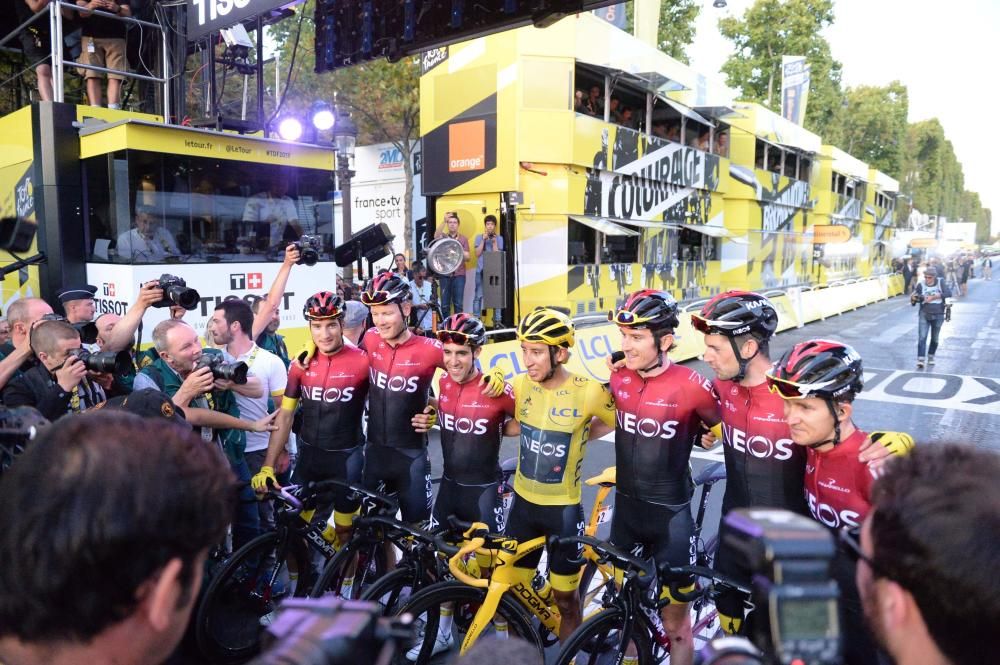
[554,607,653,665]
[393,580,543,665]
[195,531,311,663]
[309,539,388,599]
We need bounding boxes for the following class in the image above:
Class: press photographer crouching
[1,319,109,420]
[0,411,233,665]
[133,319,277,549]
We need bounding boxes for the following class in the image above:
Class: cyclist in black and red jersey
[251,292,369,542]
[412,313,515,533]
[766,339,914,665]
[608,290,720,665]
[691,291,902,635]
[359,272,503,524]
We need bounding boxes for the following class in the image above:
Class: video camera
[292,235,323,267]
[151,274,200,310]
[248,597,413,665]
[67,348,133,375]
[0,406,49,478]
[697,509,840,665]
[196,353,249,384]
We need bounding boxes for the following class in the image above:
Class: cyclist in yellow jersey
[504,307,616,643]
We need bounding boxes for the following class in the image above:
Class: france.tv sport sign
[187,0,295,41]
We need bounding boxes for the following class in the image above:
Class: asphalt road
[427,274,1000,540]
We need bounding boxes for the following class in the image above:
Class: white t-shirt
[224,344,288,453]
[116,227,181,260]
[242,193,300,246]
[409,279,434,328]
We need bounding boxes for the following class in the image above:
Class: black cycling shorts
[291,442,364,515]
[431,477,502,533]
[609,493,695,587]
[363,443,432,523]
[505,494,584,577]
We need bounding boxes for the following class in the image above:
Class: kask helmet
[437,313,487,347]
[303,291,345,320]
[767,339,864,401]
[517,307,575,348]
[610,290,680,332]
[692,290,778,340]
[362,271,411,306]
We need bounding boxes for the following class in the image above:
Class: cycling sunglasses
[436,330,474,345]
[689,313,744,334]
[361,290,392,306]
[765,374,834,400]
[608,309,648,325]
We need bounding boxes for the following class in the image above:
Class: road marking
[870,322,913,345]
[859,367,1000,415]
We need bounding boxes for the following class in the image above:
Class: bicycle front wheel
[393,580,543,665]
[361,565,427,616]
[554,607,653,665]
[195,531,311,663]
[309,539,388,599]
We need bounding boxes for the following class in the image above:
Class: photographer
[433,212,471,317]
[0,411,233,665]
[910,266,950,369]
[133,319,277,549]
[408,263,434,330]
[473,214,504,328]
[854,445,1000,665]
[251,243,300,368]
[2,320,107,420]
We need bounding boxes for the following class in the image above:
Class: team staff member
[608,291,719,665]
[252,292,370,545]
[691,291,899,634]
[505,307,616,644]
[410,313,516,659]
[767,339,915,665]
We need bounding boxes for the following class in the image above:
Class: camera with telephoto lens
[292,235,323,266]
[696,509,840,665]
[151,274,200,310]
[67,348,134,375]
[0,406,49,478]
[910,293,924,306]
[195,353,249,385]
[247,597,413,665]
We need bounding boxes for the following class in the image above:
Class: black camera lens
[216,361,249,385]
[69,348,133,374]
[166,285,200,310]
[299,247,319,266]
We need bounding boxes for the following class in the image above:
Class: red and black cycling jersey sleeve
[284,345,370,450]
[714,378,808,516]
[610,364,719,505]
[437,372,515,485]
[363,328,444,449]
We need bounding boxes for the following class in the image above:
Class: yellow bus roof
[821,145,869,181]
[727,102,821,153]
[869,169,899,193]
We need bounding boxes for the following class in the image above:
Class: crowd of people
[0,232,995,665]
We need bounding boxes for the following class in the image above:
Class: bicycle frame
[449,528,562,654]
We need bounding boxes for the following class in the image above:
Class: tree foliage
[837,82,908,177]
[622,0,701,64]
[717,0,844,139]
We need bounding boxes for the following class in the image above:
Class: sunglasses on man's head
[436,330,474,345]
[361,290,392,306]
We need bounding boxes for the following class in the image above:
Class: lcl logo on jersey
[369,369,419,393]
[806,489,861,528]
[440,413,489,435]
[302,386,355,403]
[616,411,679,439]
[722,423,794,460]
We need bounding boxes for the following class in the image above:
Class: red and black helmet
[692,290,778,341]
[303,291,345,320]
[767,339,864,401]
[610,290,680,332]
[361,271,411,306]
[437,313,487,347]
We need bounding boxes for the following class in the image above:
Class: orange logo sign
[448,120,485,172]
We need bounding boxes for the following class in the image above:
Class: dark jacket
[914,278,951,318]
[2,364,106,421]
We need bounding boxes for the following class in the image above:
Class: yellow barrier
[477,276,906,381]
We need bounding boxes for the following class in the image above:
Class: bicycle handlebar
[554,534,654,579]
[353,514,443,545]
[659,564,752,603]
[448,536,488,588]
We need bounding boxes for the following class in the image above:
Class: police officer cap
[56,284,98,303]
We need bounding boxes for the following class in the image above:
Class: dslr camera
[292,235,323,266]
[910,293,924,306]
[196,353,249,384]
[249,597,412,665]
[0,406,49,478]
[151,274,200,310]
[67,348,134,375]
[697,509,840,665]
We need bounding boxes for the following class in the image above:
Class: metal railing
[0,1,169,118]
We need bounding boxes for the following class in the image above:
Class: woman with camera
[911,266,951,369]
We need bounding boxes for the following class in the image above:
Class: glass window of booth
[83,150,336,264]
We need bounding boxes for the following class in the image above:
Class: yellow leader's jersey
[512,372,616,506]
